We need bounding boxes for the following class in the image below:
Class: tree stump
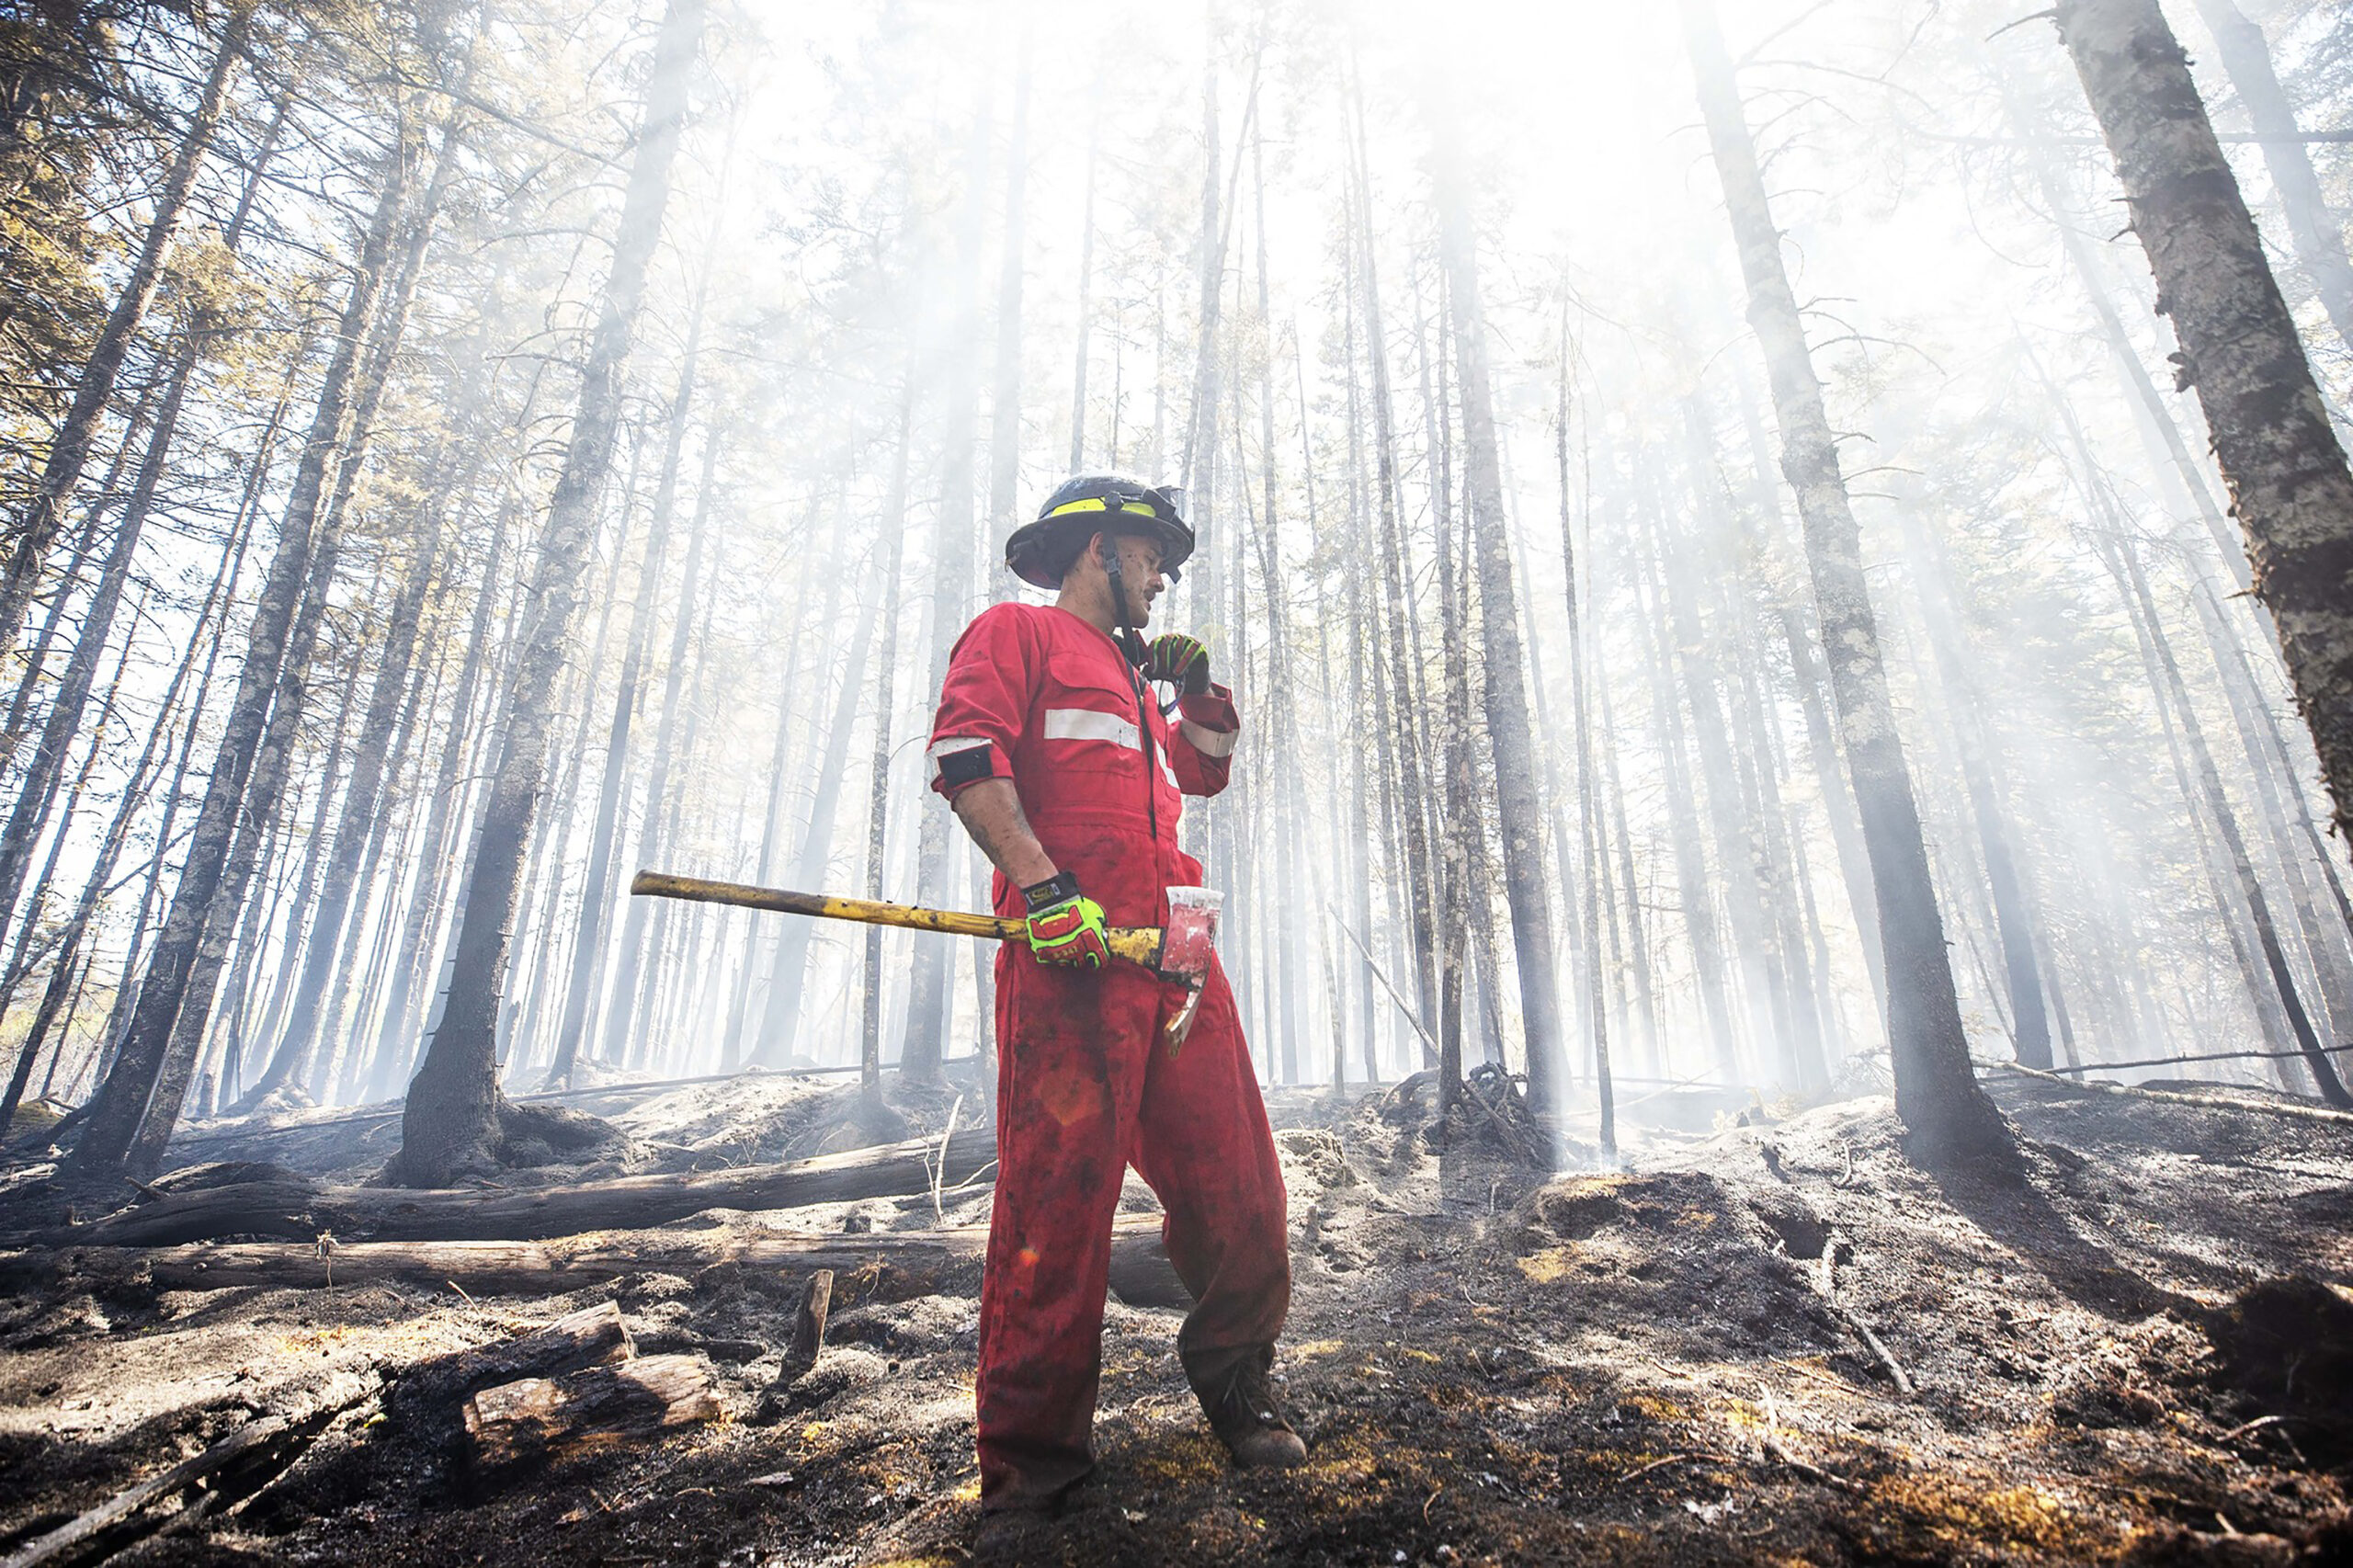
[462,1353,721,1471]
[785,1268,833,1377]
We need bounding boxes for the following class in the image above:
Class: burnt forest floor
[1,1070,2349,1566]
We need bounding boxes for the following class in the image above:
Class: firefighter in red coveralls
[927,474,1302,1541]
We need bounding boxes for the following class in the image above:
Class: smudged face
[1097,531,1165,628]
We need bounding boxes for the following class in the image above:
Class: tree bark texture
[2187,0,2353,357]
[2055,0,2353,857]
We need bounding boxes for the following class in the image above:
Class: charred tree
[2187,0,2353,356]
[1681,0,2012,1164]
[390,0,704,1186]
[2054,0,2353,859]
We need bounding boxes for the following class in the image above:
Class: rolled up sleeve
[1171,683,1239,795]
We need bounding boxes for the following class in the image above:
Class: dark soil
[1,1071,2348,1566]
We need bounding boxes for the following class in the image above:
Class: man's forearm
[949,778,1058,889]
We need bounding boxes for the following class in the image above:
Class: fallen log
[0,1220,1183,1301]
[463,1353,721,1471]
[6,1230,979,1296]
[449,1301,632,1383]
[1995,1062,2353,1125]
[19,1126,1002,1248]
[163,1065,894,1165]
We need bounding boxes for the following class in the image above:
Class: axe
[628,870,1220,1048]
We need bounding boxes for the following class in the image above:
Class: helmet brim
[1006,513,1192,588]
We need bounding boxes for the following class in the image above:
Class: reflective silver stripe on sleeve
[1043,707,1142,752]
[928,735,992,785]
[1178,719,1239,758]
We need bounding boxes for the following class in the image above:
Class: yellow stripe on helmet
[1045,495,1158,520]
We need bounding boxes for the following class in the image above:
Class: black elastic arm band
[936,743,996,790]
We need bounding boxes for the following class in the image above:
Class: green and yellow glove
[1144,632,1211,695]
[1021,871,1110,969]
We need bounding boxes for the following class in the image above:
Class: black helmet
[1005,474,1194,589]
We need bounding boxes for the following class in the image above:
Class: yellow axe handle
[628,869,1165,967]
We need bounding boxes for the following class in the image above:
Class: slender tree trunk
[1337,215,1383,1082]
[1683,0,2010,1161]
[78,407,275,1114]
[1069,88,1099,472]
[1899,506,2054,1069]
[860,380,917,1106]
[0,353,197,1013]
[0,2,252,662]
[597,433,718,1070]
[2109,535,2347,1101]
[624,534,722,1073]
[391,0,704,1185]
[2188,0,2353,355]
[1554,321,1615,1156]
[1666,409,1797,1081]
[2056,0,2353,855]
[322,621,449,1102]
[1430,170,1562,1116]
[0,374,154,777]
[1631,523,1740,1073]
[896,88,993,1085]
[0,511,236,1131]
[238,509,449,1107]
[1729,364,1887,1027]
[1434,505,1472,1116]
[756,552,882,1067]
[723,528,831,1069]
[0,596,142,1105]
[1346,75,1439,1035]
[63,131,415,1178]
[368,499,512,1100]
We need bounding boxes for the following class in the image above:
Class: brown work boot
[1204,1358,1308,1470]
[973,1505,1064,1563]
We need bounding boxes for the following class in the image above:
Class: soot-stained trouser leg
[974,948,1158,1510]
[1131,957,1291,1410]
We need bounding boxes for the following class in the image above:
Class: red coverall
[928,601,1291,1510]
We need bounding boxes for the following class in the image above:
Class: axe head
[1157,885,1221,984]
[1159,886,1222,1052]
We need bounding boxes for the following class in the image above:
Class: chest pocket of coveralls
[1039,652,1153,790]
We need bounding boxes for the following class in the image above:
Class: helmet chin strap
[1099,534,1147,665]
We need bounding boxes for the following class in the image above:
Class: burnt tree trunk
[2188,0,2353,357]
[390,0,704,1186]
[2055,0,2353,864]
[1682,0,2012,1163]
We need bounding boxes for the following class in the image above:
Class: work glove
[1144,632,1211,695]
[1021,871,1110,970]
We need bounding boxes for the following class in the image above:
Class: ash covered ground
[1,1071,2348,1566]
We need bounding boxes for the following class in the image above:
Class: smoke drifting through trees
[6,0,2353,1175]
